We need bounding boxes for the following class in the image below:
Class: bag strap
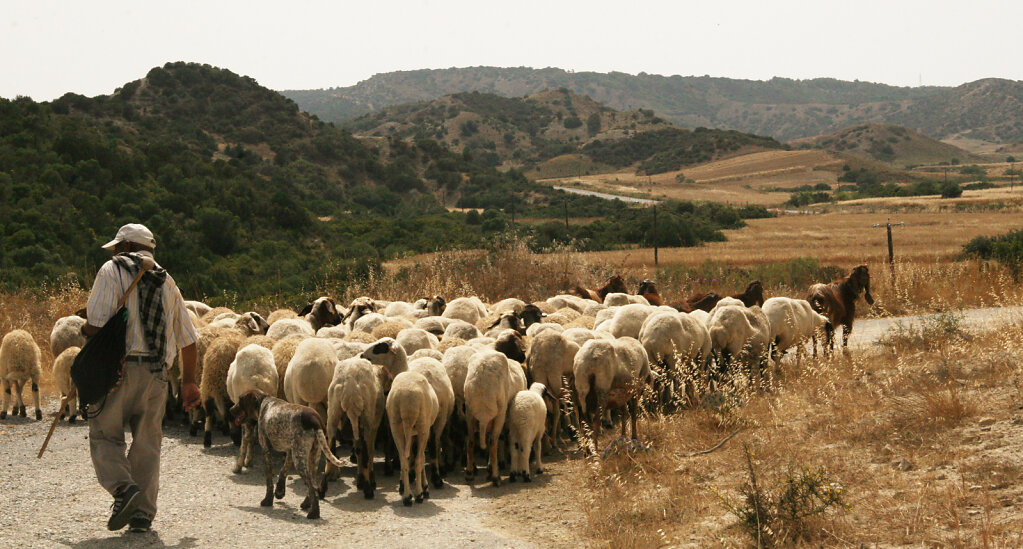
[114,255,156,310]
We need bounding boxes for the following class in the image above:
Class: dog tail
[316,429,346,469]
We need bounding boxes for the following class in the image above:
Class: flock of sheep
[0,273,863,518]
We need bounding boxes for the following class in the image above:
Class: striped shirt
[86,251,199,367]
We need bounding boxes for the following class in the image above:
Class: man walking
[82,223,200,533]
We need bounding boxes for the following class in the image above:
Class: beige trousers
[88,362,168,519]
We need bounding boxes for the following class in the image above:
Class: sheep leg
[490,410,506,487]
[31,377,41,420]
[275,453,290,499]
[464,417,477,482]
[364,428,378,499]
[532,432,543,476]
[593,392,607,454]
[0,379,9,419]
[416,430,429,502]
[324,409,344,483]
[394,421,413,506]
[202,398,216,447]
[429,424,444,489]
[628,398,639,441]
[13,381,25,417]
[67,385,78,423]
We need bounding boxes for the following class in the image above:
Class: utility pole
[564,199,569,231]
[872,219,905,285]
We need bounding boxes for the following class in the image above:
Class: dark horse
[807,265,874,354]
[636,279,662,306]
[574,275,627,303]
[673,280,764,312]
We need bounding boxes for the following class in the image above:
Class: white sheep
[383,301,416,318]
[343,297,377,331]
[49,315,87,357]
[463,349,512,486]
[316,325,348,339]
[639,311,711,407]
[491,297,526,314]
[298,297,343,331]
[688,309,711,326]
[283,337,338,424]
[762,297,830,364]
[573,337,650,453]
[415,316,455,336]
[525,322,563,338]
[386,370,439,506]
[546,294,588,313]
[396,328,439,356]
[408,356,455,489]
[592,306,621,330]
[333,340,370,361]
[51,346,81,422]
[442,320,481,342]
[524,330,580,449]
[322,357,385,499]
[507,383,547,482]
[707,304,772,383]
[410,348,444,361]
[227,344,279,473]
[352,312,387,334]
[184,300,212,317]
[0,329,42,420]
[266,318,315,340]
[600,303,659,339]
[199,333,245,447]
[442,297,489,326]
[359,337,409,385]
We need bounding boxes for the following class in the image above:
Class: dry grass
[578,317,1023,547]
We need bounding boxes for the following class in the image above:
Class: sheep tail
[347,410,360,443]
[316,429,346,468]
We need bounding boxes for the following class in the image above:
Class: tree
[586,113,601,136]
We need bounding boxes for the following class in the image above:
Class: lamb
[573,337,650,453]
[0,330,43,420]
[266,318,314,340]
[52,346,81,422]
[386,371,440,505]
[442,296,489,325]
[227,344,280,473]
[283,337,338,424]
[298,297,343,331]
[507,383,547,482]
[707,303,772,384]
[321,357,385,499]
[524,330,580,449]
[199,333,245,446]
[49,314,87,357]
[408,356,455,488]
[463,349,512,486]
[483,311,524,338]
[762,297,830,364]
[396,328,439,356]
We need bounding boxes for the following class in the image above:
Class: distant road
[848,306,1023,348]
[552,186,658,204]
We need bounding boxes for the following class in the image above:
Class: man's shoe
[107,484,141,531]
[128,513,151,533]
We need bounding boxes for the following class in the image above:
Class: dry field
[827,187,1023,212]
[538,150,842,206]
[576,313,1023,546]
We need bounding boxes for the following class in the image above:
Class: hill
[282,67,1023,143]
[346,89,784,172]
[790,123,981,167]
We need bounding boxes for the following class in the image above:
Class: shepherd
[81,223,200,533]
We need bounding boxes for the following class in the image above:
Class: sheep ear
[246,316,259,333]
[372,341,389,354]
[75,308,88,319]
[487,317,502,329]
[298,302,313,316]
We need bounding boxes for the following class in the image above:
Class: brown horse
[637,280,662,306]
[673,280,764,312]
[574,275,626,303]
[807,265,873,354]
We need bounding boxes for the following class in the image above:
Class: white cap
[101,223,156,251]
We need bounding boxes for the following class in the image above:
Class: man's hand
[181,381,201,412]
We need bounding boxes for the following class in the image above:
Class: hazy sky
[3,0,1021,101]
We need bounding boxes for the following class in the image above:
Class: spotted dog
[230,390,345,519]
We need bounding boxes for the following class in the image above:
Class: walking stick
[37,256,154,459]
[37,396,69,459]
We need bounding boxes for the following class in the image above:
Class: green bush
[562,116,583,129]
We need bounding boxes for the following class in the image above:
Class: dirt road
[4,305,1020,548]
